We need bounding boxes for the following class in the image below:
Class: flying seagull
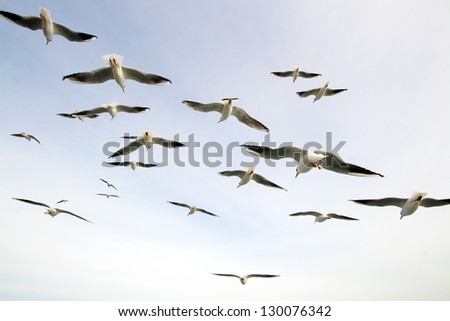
[97,193,119,198]
[218,166,287,191]
[350,192,450,219]
[57,112,99,121]
[296,82,347,102]
[56,199,69,204]
[211,273,280,285]
[271,65,321,82]
[12,197,92,223]
[99,178,117,190]
[289,211,359,223]
[241,145,383,178]
[182,98,269,132]
[63,54,171,92]
[167,201,219,217]
[59,103,149,120]
[106,161,157,171]
[10,132,40,144]
[109,131,185,158]
[0,7,96,44]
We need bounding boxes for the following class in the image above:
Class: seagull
[241,145,383,178]
[99,178,117,190]
[59,103,150,120]
[63,54,171,92]
[97,193,119,198]
[218,166,287,191]
[109,131,185,158]
[167,201,219,217]
[296,82,347,102]
[56,199,69,204]
[211,273,280,285]
[12,198,92,223]
[10,132,40,144]
[350,192,450,219]
[106,161,157,171]
[0,7,96,44]
[289,211,359,223]
[57,112,99,121]
[182,98,269,132]
[271,65,321,82]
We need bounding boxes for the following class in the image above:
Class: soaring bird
[10,132,40,144]
[63,54,171,92]
[106,161,157,171]
[0,7,96,44]
[109,131,185,158]
[289,211,359,223]
[241,145,383,178]
[350,193,450,219]
[211,273,280,285]
[296,82,347,102]
[218,167,286,191]
[59,103,150,120]
[12,198,92,223]
[56,199,69,204]
[167,201,219,217]
[97,193,119,199]
[271,65,321,82]
[182,98,269,132]
[99,178,117,190]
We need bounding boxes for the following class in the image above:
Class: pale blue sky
[1,0,450,300]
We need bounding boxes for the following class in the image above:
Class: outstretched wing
[327,213,359,221]
[116,105,150,114]
[136,162,157,168]
[13,197,50,208]
[182,100,224,113]
[246,274,280,279]
[57,209,93,223]
[289,211,321,218]
[211,273,240,279]
[123,67,171,85]
[28,134,41,144]
[109,140,145,158]
[420,198,450,208]
[252,173,286,191]
[0,11,42,30]
[153,137,185,148]
[298,71,321,78]
[167,201,191,209]
[218,170,246,178]
[231,106,270,132]
[241,145,306,162]
[350,198,407,208]
[271,71,294,78]
[196,208,219,217]
[296,88,320,98]
[52,22,96,42]
[324,88,347,96]
[72,106,108,116]
[63,67,113,84]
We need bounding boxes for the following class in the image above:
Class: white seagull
[97,193,119,199]
[289,211,359,223]
[109,131,185,158]
[241,145,383,178]
[296,82,347,102]
[211,273,280,285]
[59,103,150,120]
[182,98,269,132]
[106,161,157,171]
[271,65,321,82]
[218,166,287,191]
[167,201,219,217]
[10,132,40,144]
[0,7,96,44]
[99,178,117,190]
[63,54,171,92]
[350,192,450,219]
[12,198,92,223]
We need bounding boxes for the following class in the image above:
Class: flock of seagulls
[4,6,450,288]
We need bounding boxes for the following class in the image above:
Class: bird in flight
[182,98,269,132]
[106,161,157,171]
[271,65,321,82]
[0,7,96,44]
[350,193,450,219]
[63,54,171,92]
[289,211,359,223]
[296,82,347,102]
[99,178,117,190]
[218,166,287,191]
[211,273,280,285]
[10,132,40,144]
[167,201,219,217]
[59,103,150,120]
[97,193,119,199]
[12,198,92,223]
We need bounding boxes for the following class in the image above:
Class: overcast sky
[1,0,450,300]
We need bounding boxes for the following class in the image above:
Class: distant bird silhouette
[167,201,219,217]
[289,211,359,223]
[218,167,286,191]
[271,65,321,82]
[10,132,40,144]
[211,273,280,285]
[99,178,117,190]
